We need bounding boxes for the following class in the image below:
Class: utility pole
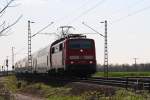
[2,65,5,74]
[6,56,8,75]
[133,58,138,71]
[28,20,34,71]
[133,58,137,67]
[27,21,54,72]
[101,20,108,78]
[3,60,5,72]
[82,20,109,78]
[12,47,14,70]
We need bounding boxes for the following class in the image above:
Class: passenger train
[15,34,97,76]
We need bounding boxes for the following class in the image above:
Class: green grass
[47,89,150,100]
[48,96,81,100]
[2,75,18,93]
[93,72,150,77]
[110,89,150,100]
[0,96,5,100]
[19,82,72,98]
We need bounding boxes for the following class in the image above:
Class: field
[0,75,149,100]
[93,71,150,77]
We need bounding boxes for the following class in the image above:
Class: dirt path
[0,77,45,100]
[14,93,44,100]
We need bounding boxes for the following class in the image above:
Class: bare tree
[0,0,22,36]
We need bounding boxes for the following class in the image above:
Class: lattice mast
[28,20,33,70]
[104,20,108,77]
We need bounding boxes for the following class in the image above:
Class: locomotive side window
[69,40,92,49]
[59,43,63,51]
[52,43,63,53]
[55,46,59,53]
[51,47,54,54]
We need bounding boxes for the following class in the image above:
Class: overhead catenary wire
[14,47,27,56]
[56,0,147,26]
[109,0,146,17]
[125,0,147,9]
[66,0,149,26]
[82,22,104,37]
[103,0,149,24]
[110,4,150,24]
[54,0,92,23]
[3,46,26,58]
[32,22,54,37]
[64,0,149,26]
[67,0,107,25]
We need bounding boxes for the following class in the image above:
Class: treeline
[97,63,150,72]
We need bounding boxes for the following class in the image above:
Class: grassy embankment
[1,75,150,100]
[93,71,150,77]
[0,76,18,99]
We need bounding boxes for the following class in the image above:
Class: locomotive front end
[65,38,97,76]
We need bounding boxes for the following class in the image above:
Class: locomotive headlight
[89,61,93,64]
[70,61,74,64]
[69,56,79,59]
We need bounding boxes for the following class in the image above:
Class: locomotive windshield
[69,39,93,49]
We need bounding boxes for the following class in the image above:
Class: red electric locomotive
[50,34,96,76]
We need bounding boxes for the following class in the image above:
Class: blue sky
[0,0,150,69]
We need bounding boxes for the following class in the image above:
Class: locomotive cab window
[69,40,93,49]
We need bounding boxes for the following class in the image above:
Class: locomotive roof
[51,34,92,46]
[51,37,65,46]
[51,37,93,46]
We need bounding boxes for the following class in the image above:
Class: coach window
[59,43,63,51]
[47,56,48,66]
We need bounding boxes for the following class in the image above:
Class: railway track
[80,77,150,91]
[0,71,14,77]
[1,71,150,91]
